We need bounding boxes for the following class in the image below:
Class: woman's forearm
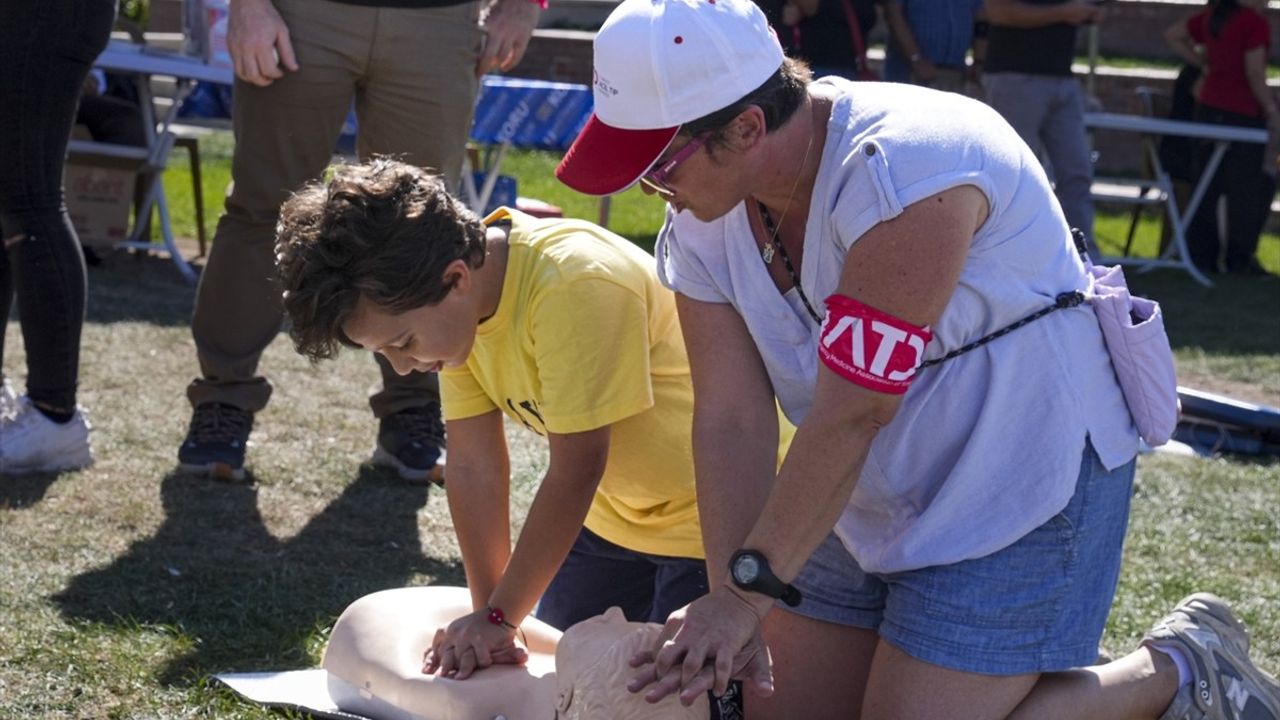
[694,413,779,586]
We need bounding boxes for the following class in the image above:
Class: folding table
[1085,111,1270,287]
[77,39,232,283]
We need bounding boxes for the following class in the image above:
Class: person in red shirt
[1165,0,1278,275]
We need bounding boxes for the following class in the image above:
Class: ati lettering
[821,315,925,382]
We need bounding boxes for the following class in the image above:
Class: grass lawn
[1,145,1277,718]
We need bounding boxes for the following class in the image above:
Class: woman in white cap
[555,1,1280,719]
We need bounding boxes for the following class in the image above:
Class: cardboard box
[64,161,135,247]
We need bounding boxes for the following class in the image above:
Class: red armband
[527,0,548,9]
[818,294,933,395]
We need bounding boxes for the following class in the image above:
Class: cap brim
[556,115,679,197]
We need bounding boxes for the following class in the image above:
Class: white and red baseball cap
[555,0,785,196]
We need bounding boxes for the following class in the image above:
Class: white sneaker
[0,396,94,475]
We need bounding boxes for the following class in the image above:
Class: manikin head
[554,606,707,720]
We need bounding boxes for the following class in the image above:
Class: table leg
[1161,141,1227,287]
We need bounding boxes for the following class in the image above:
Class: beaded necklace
[758,202,822,324]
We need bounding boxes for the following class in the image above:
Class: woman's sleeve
[653,210,729,304]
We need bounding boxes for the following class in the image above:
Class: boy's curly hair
[275,157,487,362]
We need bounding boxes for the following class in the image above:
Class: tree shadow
[52,466,464,685]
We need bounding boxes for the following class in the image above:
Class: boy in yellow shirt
[274,159,766,681]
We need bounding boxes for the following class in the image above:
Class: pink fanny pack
[1084,261,1181,447]
[919,236,1180,447]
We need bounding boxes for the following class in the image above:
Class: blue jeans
[786,438,1136,674]
[536,527,709,630]
[0,0,115,410]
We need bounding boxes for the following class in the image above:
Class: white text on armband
[817,294,933,395]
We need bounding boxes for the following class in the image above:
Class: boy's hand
[422,610,528,679]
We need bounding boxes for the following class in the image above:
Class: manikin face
[555,607,707,720]
[341,261,479,375]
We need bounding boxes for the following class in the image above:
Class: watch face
[734,555,760,584]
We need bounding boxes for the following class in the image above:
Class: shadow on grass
[0,470,62,509]
[84,248,200,327]
[1125,269,1280,355]
[52,466,463,686]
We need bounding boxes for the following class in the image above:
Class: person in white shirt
[554,1,1280,719]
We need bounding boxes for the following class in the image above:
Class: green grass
[1,145,1276,718]
[1095,207,1280,404]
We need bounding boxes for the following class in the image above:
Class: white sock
[1149,644,1192,688]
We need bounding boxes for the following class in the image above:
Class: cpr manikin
[320,587,713,720]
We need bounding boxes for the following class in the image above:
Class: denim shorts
[785,438,1136,675]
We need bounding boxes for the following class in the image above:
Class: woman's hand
[422,610,528,680]
[626,588,775,705]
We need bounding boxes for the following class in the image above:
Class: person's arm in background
[984,0,1101,28]
[1163,16,1204,69]
[477,0,542,76]
[789,0,820,21]
[882,1,938,83]
[1244,45,1279,122]
[227,0,299,87]
[969,5,988,84]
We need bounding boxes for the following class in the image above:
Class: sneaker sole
[177,461,247,482]
[370,446,445,485]
[0,447,94,475]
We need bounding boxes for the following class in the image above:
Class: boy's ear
[442,258,471,295]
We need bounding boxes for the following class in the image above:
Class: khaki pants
[187,0,481,417]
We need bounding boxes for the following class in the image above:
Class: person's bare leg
[1009,647,1179,720]
[748,608,877,720]
[862,641,1179,720]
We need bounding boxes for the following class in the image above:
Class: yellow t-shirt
[441,209,702,559]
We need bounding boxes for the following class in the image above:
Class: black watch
[728,549,802,607]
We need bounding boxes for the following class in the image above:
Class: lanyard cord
[759,202,823,324]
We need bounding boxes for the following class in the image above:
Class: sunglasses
[639,134,708,197]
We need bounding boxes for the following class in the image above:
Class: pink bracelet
[527,0,547,9]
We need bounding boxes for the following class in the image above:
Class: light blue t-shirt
[656,78,1139,574]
